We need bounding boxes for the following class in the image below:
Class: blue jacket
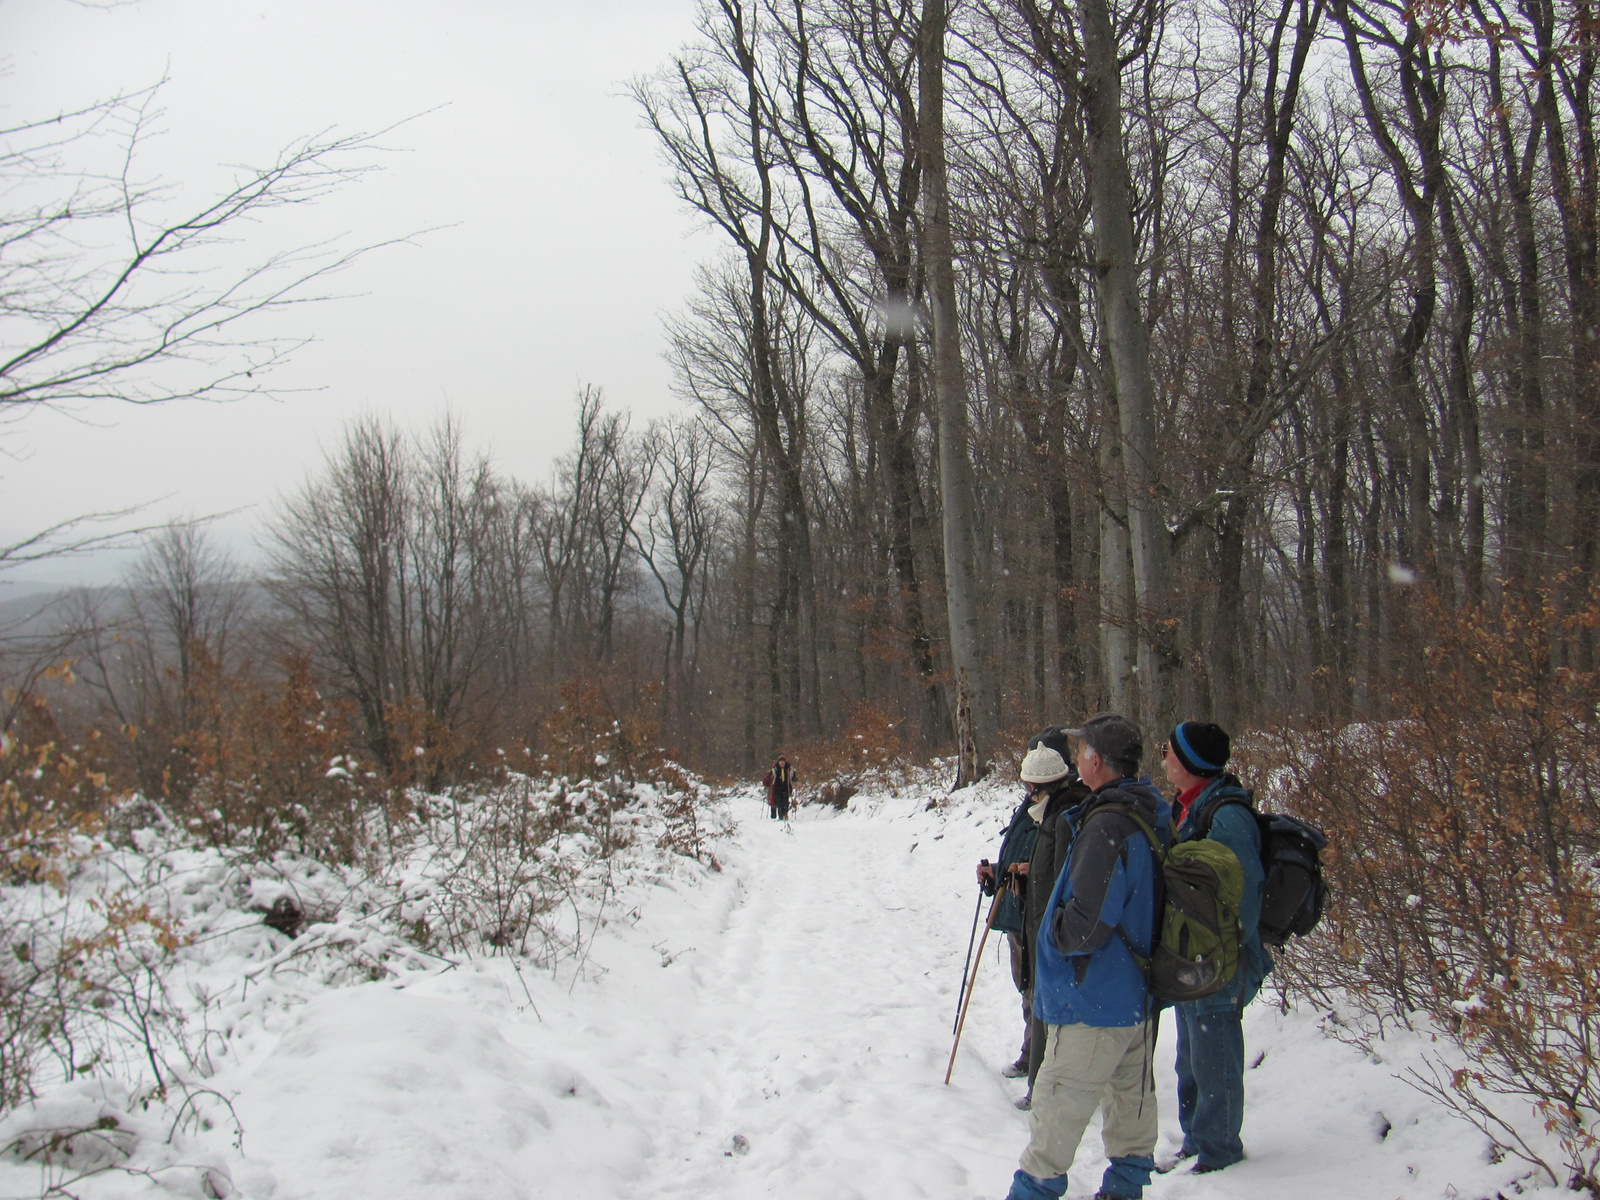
[1033,778,1172,1028]
[1177,774,1272,1014]
[992,798,1040,936]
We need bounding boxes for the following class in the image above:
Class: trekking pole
[945,884,1006,1085]
[952,878,987,1033]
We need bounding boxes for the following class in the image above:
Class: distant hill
[0,584,124,640]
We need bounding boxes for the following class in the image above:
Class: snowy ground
[0,780,1561,1199]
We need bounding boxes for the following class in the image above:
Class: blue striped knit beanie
[1170,721,1230,777]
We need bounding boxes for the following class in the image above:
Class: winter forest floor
[0,781,1557,1199]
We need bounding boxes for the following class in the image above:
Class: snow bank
[0,770,1573,1199]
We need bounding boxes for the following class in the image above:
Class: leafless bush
[1251,586,1600,1193]
[409,779,576,956]
[651,761,734,868]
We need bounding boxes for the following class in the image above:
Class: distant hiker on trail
[1003,712,1170,1200]
[1160,721,1268,1175]
[764,756,796,820]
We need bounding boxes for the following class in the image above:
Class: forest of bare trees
[616,0,1598,772]
[8,5,1600,1183]
[13,0,1600,787]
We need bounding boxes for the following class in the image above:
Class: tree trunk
[921,0,994,783]
[1537,0,1600,666]
[1078,0,1177,730]
[1489,33,1549,587]
[1099,388,1136,713]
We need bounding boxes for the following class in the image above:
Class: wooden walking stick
[945,882,1007,1084]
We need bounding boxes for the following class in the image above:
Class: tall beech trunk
[1099,428,1137,714]
[780,2,943,740]
[1216,0,1321,728]
[921,0,994,784]
[1536,0,1600,666]
[1078,0,1177,730]
[1338,2,1441,576]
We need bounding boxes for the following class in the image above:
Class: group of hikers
[755,712,1299,1200]
[977,713,1269,1200]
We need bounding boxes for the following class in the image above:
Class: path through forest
[222,790,1530,1200]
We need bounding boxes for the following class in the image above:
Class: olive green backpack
[1111,806,1245,1003]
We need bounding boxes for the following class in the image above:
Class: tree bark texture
[921,0,994,782]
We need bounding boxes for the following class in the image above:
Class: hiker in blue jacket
[978,788,1042,1079]
[1005,712,1172,1200]
[1161,721,1270,1175]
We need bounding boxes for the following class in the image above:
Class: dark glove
[977,859,996,896]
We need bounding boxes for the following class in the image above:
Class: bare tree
[764,0,950,746]
[50,522,250,797]
[267,416,410,769]
[0,86,394,418]
[923,0,996,781]
[127,522,251,706]
[636,3,826,745]
[535,388,656,666]
[634,416,720,740]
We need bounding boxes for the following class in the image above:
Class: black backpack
[1197,796,1329,947]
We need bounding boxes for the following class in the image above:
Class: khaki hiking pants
[1020,1019,1158,1182]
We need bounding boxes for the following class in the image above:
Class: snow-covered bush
[401,777,596,957]
[397,763,731,959]
[0,730,735,1195]
[649,761,732,868]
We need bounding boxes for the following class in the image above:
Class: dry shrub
[789,702,909,802]
[381,693,472,793]
[174,649,501,862]
[0,676,118,886]
[175,653,388,863]
[541,679,661,783]
[539,679,664,857]
[0,677,191,1108]
[816,780,857,810]
[1254,584,1600,1192]
[0,676,118,1108]
[650,760,732,867]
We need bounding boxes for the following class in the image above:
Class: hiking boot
[1191,1162,1228,1175]
[1156,1151,1195,1174]
[1013,1092,1032,1111]
[1001,1057,1029,1078]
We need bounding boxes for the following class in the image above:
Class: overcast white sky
[1,0,712,585]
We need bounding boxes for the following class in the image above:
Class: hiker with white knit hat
[1015,728,1090,1105]
[975,728,1088,1108]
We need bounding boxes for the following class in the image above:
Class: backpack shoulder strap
[1193,790,1254,842]
[1090,799,1166,862]
[1094,800,1165,974]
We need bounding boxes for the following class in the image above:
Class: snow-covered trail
[217,789,1540,1200]
[621,804,1020,1198]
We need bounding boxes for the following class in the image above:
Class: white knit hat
[1019,744,1070,784]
